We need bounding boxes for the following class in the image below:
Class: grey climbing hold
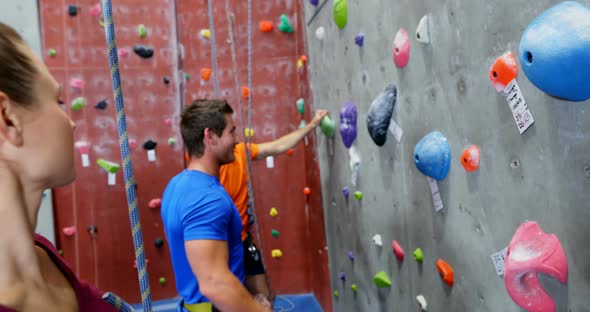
[143,139,157,150]
[95,99,108,110]
[367,84,397,146]
[68,5,78,17]
[133,45,154,59]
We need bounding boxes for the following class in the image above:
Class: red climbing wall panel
[176,1,331,310]
[40,0,182,302]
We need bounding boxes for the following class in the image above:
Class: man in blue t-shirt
[161,99,271,312]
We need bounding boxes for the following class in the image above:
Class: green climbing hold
[71,97,87,111]
[354,191,363,200]
[185,73,190,81]
[320,116,336,137]
[272,229,280,238]
[168,137,176,145]
[333,290,339,297]
[299,120,307,129]
[333,0,348,29]
[351,284,358,292]
[373,271,392,288]
[296,98,305,114]
[279,14,294,33]
[413,248,424,262]
[96,159,120,174]
[58,249,63,255]
[138,24,147,38]
[159,277,166,285]
[48,48,57,58]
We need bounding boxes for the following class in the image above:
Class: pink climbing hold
[70,78,86,90]
[118,48,130,58]
[90,3,102,17]
[149,198,162,209]
[504,221,568,312]
[393,28,410,68]
[133,259,149,269]
[165,118,173,126]
[392,240,404,261]
[63,226,76,236]
[129,139,137,149]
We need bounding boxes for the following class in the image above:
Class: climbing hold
[62,226,76,236]
[200,29,211,39]
[504,221,567,312]
[413,131,451,180]
[286,149,294,156]
[133,45,154,59]
[340,272,346,281]
[71,97,87,111]
[296,98,305,114]
[241,86,250,98]
[298,120,307,129]
[413,248,424,262]
[244,128,254,137]
[297,59,304,70]
[320,116,336,137]
[416,15,430,44]
[133,259,149,269]
[270,207,278,217]
[351,284,358,292]
[159,277,166,285]
[137,24,147,38]
[436,259,455,287]
[75,141,90,167]
[259,20,274,33]
[461,145,480,172]
[372,234,383,246]
[392,240,404,261]
[300,55,308,63]
[367,83,397,146]
[143,140,157,150]
[58,249,64,255]
[184,73,190,81]
[373,271,392,288]
[86,224,97,235]
[310,0,319,5]
[68,5,78,17]
[303,187,311,195]
[315,27,326,40]
[489,52,518,92]
[90,3,101,17]
[118,48,129,58]
[148,198,162,209]
[168,137,176,145]
[333,0,348,29]
[128,139,137,149]
[69,78,86,90]
[339,101,357,148]
[271,229,280,238]
[416,295,428,311]
[271,249,283,258]
[48,48,57,58]
[519,1,590,101]
[342,187,350,198]
[354,32,364,47]
[278,14,294,33]
[333,290,339,298]
[348,251,354,261]
[164,118,173,126]
[200,68,212,81]
[354,191,363,201]
[94,99,108,110]
[96,159,120,173]
[393,28,410,68]
[163,77,170,84]
[154,238,164,248]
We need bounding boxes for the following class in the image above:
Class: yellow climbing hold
[200,29,211,39]
[244,128,254,137]
[271,249,283,258]
[297,59,304,69]
[269,207,278,217]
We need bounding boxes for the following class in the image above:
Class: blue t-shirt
[161,169,244,307]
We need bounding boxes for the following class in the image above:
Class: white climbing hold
[315,26,326,40]
[416,294,428,311]
[372,234,383,246]
[416,15,430,44]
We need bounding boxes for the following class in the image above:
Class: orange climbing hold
[201,68,212,81]
[259,20,274,33]
[242,86,250,98]
[489,52,518,92]
[436,259,455,287]
[300,55,308,63]
[461,145,480,172]
[303,187,311,195]
[286,149,294,156]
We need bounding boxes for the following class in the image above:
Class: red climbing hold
[286,149,294,156]
[242,87,250,99]
[461,145,480,172]
[300,55,308,63]
[392,240,405,261]
[303,187,311,195]
[436,259,455,287]
[489,52,518,92]
[259,20,274,33]
[393,28,410,68]
[201,68,212,81]
[149,198,162,209]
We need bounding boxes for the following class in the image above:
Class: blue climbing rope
[207,0,221,97]
[101,1,152,311]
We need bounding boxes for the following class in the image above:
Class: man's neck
[186,155,220,178]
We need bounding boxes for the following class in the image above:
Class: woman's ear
[0,93,24,147]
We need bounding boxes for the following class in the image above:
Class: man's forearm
[203,272,268,312]
[258,122,317,157]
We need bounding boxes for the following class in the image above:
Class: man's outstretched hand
[310,109,330,127]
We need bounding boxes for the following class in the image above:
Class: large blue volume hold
[413,131,451,181]
[519,1,590,102]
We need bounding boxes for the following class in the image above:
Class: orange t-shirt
[219,142,259,241]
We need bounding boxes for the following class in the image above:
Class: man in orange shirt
[219,109,329,305]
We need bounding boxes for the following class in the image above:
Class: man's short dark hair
[181,99,234,157]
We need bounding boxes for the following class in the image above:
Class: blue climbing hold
[413,131,451,180]
[519,1,590,102]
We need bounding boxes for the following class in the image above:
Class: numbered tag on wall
[81,154,90,168]
[501,80,534,134]
[107,172,116,186]
[490,247,508,276]
[427,177,444,212]
[147,150,156,162]
[388,119,403,143]
[266,156,274,169]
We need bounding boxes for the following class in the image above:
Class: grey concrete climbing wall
[303,0,590,311]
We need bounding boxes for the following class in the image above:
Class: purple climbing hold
[340,272,346,281]
[342,187,350,198]
[355,33,365,47]
[339,101,357,148]
[310,0,319,6]
[348,251,355,261]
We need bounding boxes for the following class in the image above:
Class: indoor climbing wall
[303,0,590,311]
[40,0,183,302]
[176,1,332,310]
